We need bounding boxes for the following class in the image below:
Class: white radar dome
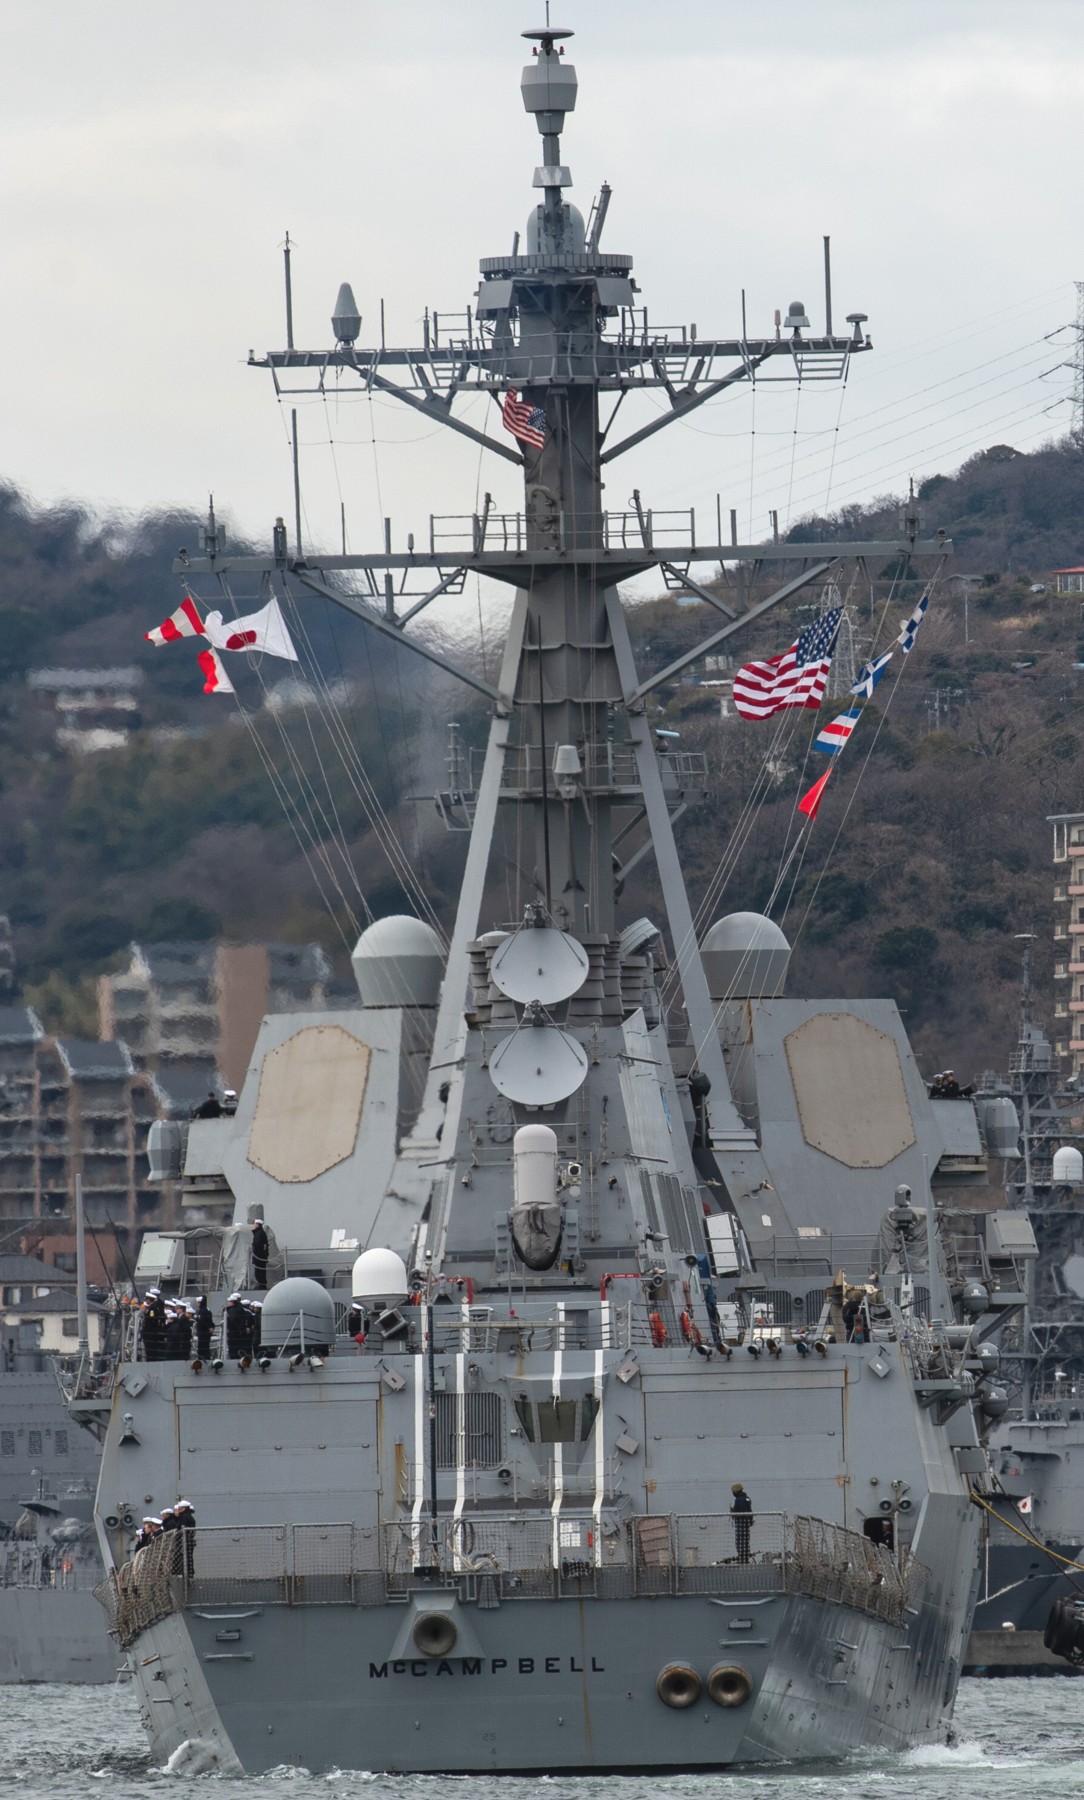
[352,915,445,1008]
[1053,1145,1084,1186]
[351,1247,410,1305]
[701,912,791,1000]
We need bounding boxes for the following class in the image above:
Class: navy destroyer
[968,941,1084,1669]
[89,25,1029,1771]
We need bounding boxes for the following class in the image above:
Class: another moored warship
[88,25,1031,1771]
[0,1331,113,1683]
[967,946,1084,1672]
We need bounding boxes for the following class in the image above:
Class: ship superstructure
[90,27,1027,1771]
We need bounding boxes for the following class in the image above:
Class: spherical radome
[351,1247,410,1304]
[701,912,791,1000]
[351,914,445,1007]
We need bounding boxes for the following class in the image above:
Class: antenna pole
[283,232,295,351]
[536,612,552,912]
[75,1172,89,1359]
[823,236,833,337]
[291,410,302,556]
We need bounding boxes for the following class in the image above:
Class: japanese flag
[204,596,298,661]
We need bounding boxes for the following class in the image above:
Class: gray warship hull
[115,1588,960,1774]
[0,1361,111,1683]
[92,21,1006,1774]
[0,1588,117,1684]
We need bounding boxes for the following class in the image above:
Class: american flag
[733,607,842,720]
[502,390,547,450]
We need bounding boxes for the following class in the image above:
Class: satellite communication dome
[260,1277,336,1353]
[352,915,445,1008]
[701,912,791,1000]
[1053,1145,1084,1186]
[351,1247,410,1306]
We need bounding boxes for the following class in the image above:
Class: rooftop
[54,1038,135,1081]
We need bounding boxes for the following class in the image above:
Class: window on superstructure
[0,1432,13,1456]
[54,1430,67,1455]
[27,1431,41,1456]
[536,1399,578,1443]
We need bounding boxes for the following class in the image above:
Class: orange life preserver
[680,1311,693,1342]
[649,1311,668,1347]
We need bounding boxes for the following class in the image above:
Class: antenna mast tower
[1065,284,1073,450]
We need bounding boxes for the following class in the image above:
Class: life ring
[707,1663,752,1708]
[680,1311,693,1342]
[656,1662,701,1708]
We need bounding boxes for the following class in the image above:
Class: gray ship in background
[86,25,1035,1772]
[969,923,1084,1670]
[0,1256,115,1682]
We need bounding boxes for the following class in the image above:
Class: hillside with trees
[0,435,1083,1082]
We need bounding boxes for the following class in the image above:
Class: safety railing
[2,1545,102,1593]
[98,1511,928,1648]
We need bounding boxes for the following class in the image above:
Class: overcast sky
[2,0,1081,589]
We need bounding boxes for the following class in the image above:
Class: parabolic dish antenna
[489,1025,589,1105]
[490,927,589,1005]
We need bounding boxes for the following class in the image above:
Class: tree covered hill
[0,435,1082,1084]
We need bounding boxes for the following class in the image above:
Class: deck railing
[96,1511,928,1649]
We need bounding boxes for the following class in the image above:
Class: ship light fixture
[552,743,582,798]
[331,282,361,346]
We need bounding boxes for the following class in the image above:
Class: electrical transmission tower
[1065,284,1073,450]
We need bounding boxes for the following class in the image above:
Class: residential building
[26,666,142,752]
[0,1250,105,1358]
[0,1007,173,1284]
[99,940,337,1091]
[1050,812,1084,1075]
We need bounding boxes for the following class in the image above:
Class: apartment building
[1051,812,1084,1076]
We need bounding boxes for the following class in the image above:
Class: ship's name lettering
[368,1656,605,1679]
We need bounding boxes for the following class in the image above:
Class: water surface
[1,1677,1081,1798]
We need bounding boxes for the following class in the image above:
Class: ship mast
[177,25,947,1147]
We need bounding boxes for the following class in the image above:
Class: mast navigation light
[552,743,582,798]
[784,300,810,334]
[332,283,361,346]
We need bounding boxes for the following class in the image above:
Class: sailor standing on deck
[141,1290,166,1361]
[730,1482,753,1563]
[194,1295,214,1360]
[224,1294,248,1359]
[251,1218,269,1289]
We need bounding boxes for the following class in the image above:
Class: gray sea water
[1,1678,1082,1798]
